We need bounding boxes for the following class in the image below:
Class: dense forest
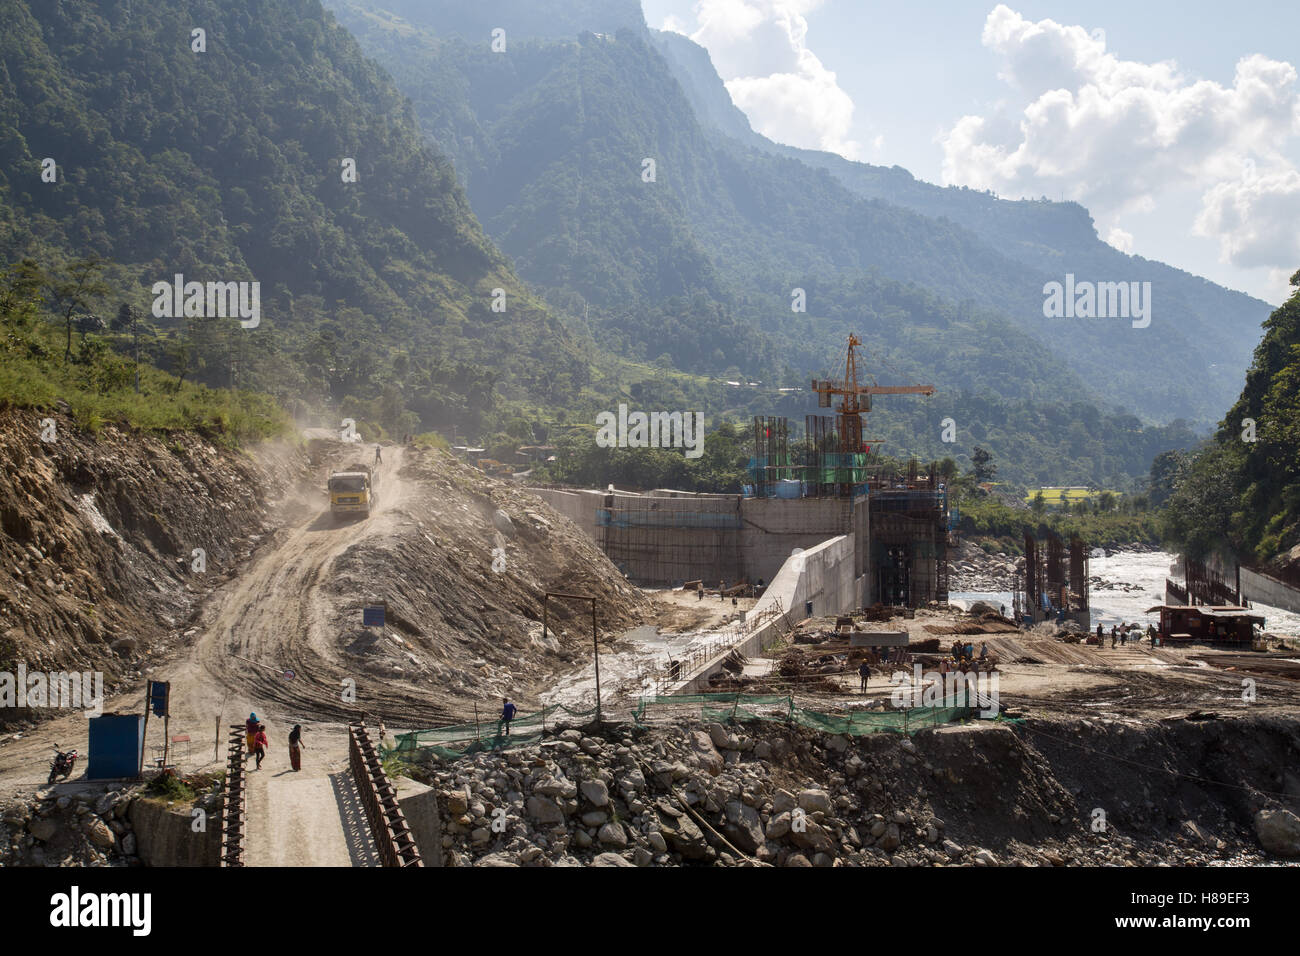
[1163,271,1300,568]
[0,0,591,440]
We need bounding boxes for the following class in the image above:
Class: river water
[953,549,1300,636]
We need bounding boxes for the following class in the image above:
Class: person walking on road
[288,724,306,772]
[374,444,383,464]
[251,724,269,770]
[245,712,259,754]
[501,697,517,737]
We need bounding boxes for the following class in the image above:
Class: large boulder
[797,789,832,814]
[598,823,627,848]
[525,795,564,826]
[722,800,764,855]
[656,802,709,860]
[533,774,577,800]
[580,779,610,807]
[83,815,116,849]
[690,731,724,776]
[1255,808,1300,856]
[28,817,58,842]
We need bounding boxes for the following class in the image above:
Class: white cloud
[1195,166,1300,270]
[660,14,690,34]
[684,0,862,158]
[942,5,1300,273]
[1106,226,1134,254]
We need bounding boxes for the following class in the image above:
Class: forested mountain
[329,0,1270,431]
[650,28,1266,416]
[1164,272,1300,568]
[0,0,588,436]
[0,0,1227,491]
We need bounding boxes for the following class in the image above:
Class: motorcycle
[48,746,78,785]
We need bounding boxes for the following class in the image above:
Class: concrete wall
[395,777,443,867]
[527,486,859,588]
[529,488,602,540]
[1241,567,1300,616]
[128,798,220,866]
[675,534,860,694]
[739,497,854,585]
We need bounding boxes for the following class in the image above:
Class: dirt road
[0,440,416,864]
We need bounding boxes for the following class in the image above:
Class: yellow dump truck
[328,465,375,518]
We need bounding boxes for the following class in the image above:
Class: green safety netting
[387,694,978,761]
[645,693,973,735]
[388,702,601,759]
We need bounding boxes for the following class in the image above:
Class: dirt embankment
[0,409,299,726]
[415,714,1300,867]
[314,446,651,721]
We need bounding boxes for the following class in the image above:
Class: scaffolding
[597,492,744,586]
[869,485,949,607]
[1184,556,1241,606]
[1016,530,1089,624]
[750,416,794,498]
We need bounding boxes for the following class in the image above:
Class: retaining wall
[527,487,859,588]
[1241,567,1300,616]
[674,534,860,694]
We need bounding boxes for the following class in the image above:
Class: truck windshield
[330,476,366,493]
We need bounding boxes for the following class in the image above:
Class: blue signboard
[148,680,170,718]
[363,605,385,627]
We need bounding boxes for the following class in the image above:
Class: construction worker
[858,660,871,693]
[1110,625,1118,648]
[501,697,517,737]
[374,444,383,464]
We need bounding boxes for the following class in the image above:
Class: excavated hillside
[0,418,649,745]
[0,409,294,726]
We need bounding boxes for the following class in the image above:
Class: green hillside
[0,0,589,437]
[1163,272,1300,566]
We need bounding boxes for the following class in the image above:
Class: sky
[641,0,1300,304]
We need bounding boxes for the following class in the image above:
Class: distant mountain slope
[331,0,1265,427]
[0,0,589,434]
[649,27,1270,415]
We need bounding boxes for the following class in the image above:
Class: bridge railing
[348,720,422,867]
[219,724,247,867]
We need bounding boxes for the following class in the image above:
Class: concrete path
[243,733,379,867]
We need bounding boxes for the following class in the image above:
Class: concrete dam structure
[526,483,950,619]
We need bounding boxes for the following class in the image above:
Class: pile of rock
[420,721,1011,868]
[1,787,139,867]
[949,542,1022,593]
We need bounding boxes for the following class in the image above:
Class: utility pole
[132,308,140,393]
